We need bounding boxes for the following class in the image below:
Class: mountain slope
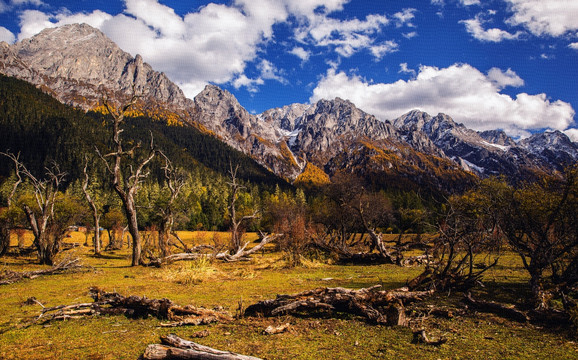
[1,23,575,189]
[0,74,285,188]
[1,24,192,118]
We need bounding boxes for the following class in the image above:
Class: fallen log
[0,257,88,285]
[244,285,433,325]
[141,334,262,360]
[462,293,529,323]
[148,233,281,267]
[36,288,232,325]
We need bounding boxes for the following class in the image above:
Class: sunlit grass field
[0,231,576,359]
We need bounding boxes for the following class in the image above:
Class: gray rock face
[1,24,191,113]
[289,98,398,164]
[519,131,578,169]
[393,110,555,178]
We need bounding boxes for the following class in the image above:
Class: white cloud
[12,0,44,5]
[568,42,578,50]
[233,74,264,93]
[505,0,578,37]
[18,9,112,40]
[294,13,392,59]
[460,15,523,42]
[486,67,524,89]
[564,128,578,142]
[1,0,44,12]
[13,0,377,97]
[124,0,185,38]
[257,59,287,84]
[399,63,416,77]
[370,40,398,59]
[0,0,9,13]
[403,31,418,39]
[311,63,575,137]
[289,46,310,61]
[392,8,416,27]
[459,0,480,5]
[0,26,15,43]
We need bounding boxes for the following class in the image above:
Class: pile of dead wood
[244,285,433,326]
[0,257,88,285]
[36,287,232,326]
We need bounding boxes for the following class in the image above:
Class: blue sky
[0,0,577,140]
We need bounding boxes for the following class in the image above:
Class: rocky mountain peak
[393,110,432,130]
[1,23,191,113]
[519,131,578,168]
[479,130,517,147]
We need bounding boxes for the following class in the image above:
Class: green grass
[0,232,577,359]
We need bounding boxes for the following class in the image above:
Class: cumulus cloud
[14,0,397,97]
[0,26,15,43]
[564,128,578,142]
[459,0,480,5]
[569,42,578,50]
[505,0,578,37]
[460,15,523,42]
[18,9,112,40]
[311,63,575,137]
[487,67,524,89]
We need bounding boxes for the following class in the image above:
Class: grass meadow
[0,231,576,359]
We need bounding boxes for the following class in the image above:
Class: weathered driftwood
[148,233,280,267]
[141,334,262,360]
[36,288,232,325]
[244,285,433,325]
[462,293,529,323]
[0,257,87,285]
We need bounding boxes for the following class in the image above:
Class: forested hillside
[0,74,285,187]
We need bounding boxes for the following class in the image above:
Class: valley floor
[0,232,576,360]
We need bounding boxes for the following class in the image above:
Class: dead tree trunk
[157,152,185,258]
[228,164,258,254]
[141,334,262,360]
[97,94,155,266]
[2,153,66,265]
[82,161,101,255]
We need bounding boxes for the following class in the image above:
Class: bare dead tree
[0,152,25,256]
[82,159,102,255]
[97,93,155,266]
[157,151,186,258]
[228,163,258,254]
[1,152,67,265]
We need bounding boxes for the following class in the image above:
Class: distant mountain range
[1,23,576,191]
